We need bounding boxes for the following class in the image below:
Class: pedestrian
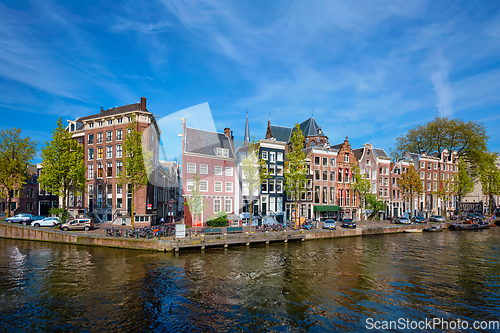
[160,217,164,225]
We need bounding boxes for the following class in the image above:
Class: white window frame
[214,198,221,213]
[225,199,232,213]
[270,152,275,163]
[225,182,233,192]
[277,165,283,176]
[277,152,283,162]
[187,179,194,191]
[187,163,196,174]
[88,163,94,179]
[225,167,233,177]
[200,180,208,192]
[214,166,223,175]
[200,164,209,175]
[262,151,268,160]
[116,144,122,158]
[214,181,222,192]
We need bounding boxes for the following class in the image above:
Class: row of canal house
[181,111,461,228]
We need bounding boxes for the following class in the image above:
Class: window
[97,147,103,159]
[420,171,424,179]
[427,172,431,180]
[262,151,268,160]
[88,134,94,144]
[225,199,232,213]
[214,166,223,175]
[323,170,328,181]
[277,165,283,176]
[214,199,221,213]
[116,161,122,175]
[277,180,283,192]
[117,118,123,124]
[322,187,328,204]
[427,182,431,191]
[434,163,437,169]
[379,177,383,185]
[277,152,283,162]
[344,154,349,162]
[269,165,275,175]
[187,179,194,191]
[98,121,103,127]
[116,198,122,208]
[117,185,122,194]
[97,132,103,143]
[116,144,122,158]
[433,182,437,191]
[367,160,371,166]
[421,162,425,168]
[433,173,437,180]
[106,131,112,141]
[307,179,312,188]
[200,180,208,191]
[330,187,335,204]
[225,167,233,176]
[314,186,320,203]
[315,156,320,165]
[338,169,343,182]
[116,129,122,141]
[214,181,222,192]
[107,146,113,158]
[200,164,209,175]
[225,182,233,192]
[88,164,93,179]
[330,158,336,167]
[88,148,94,160]
[261,180,268,192]
[88,123,94,129]
[88,184,94,195]
[106,162,112,177]
[187,163,196,174]
[428,163,431,170]
[323,157,328,166]
[128,116,133,122]
[384,177,388,186]
[107,120,113,125]
[270,152,275,163]
[331,171,335,181]
[267,180,274,192]
[97,162,103,178]
[315,170,320,180]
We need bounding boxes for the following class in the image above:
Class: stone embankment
[0,222,445,252]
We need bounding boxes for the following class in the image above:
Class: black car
[341,219,356,229]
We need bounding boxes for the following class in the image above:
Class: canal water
[1,228,499,332]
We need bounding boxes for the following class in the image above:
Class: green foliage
[0,128,38,217]
[117,117,152,228]
[49,207,71,223]
[391,117,488,172]
[398,164,424,219]
[351,164,372,221]
[285,124,307,228]
[454,159,474,219]
[478,152,500,214]
[241,137,269,224]
[39,118,85,213]
[206,212,229,227]
[185,174,207,225]
[365,193,385,220]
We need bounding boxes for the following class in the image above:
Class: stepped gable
[185,127,235,158]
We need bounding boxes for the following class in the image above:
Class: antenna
[246,108,248,117]
[269,109,271,121]
[311,108,314,118]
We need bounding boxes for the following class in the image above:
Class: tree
[184,175,207,230]
[398,164,424,219]
[478,152,500,215]
[284,124,307,229]
[39,118,85,220]
[452,159,475,220]
[117,117,152,228]
[0,128,38,217]
[351,163,371,223]
[433,177,455,219]
[365,193,385,220]
[241,138,268,231]
[391,117,488,173]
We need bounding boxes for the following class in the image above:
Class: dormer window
[98,121,103,127]
[88,123,94,129]
[216,148,229,157]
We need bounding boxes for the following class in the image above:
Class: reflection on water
[0,229,499,332]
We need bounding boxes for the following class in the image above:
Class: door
[261,203,267,216]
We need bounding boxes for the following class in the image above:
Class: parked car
[341,219,356,229]
[60,218,94,231]
[429,215,445,223]
[32,216,61,228]
[397,217,412,224]
[413,216,427,223]
[30,215,46,222]
[322,219,337,230]
[5,214,33,225]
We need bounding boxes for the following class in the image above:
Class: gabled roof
[185,127,235,158]
[76,102,147,122]
[299,117,325,137]
[353,148,363,161]
[373,148,389,159]
[269,125,293,143]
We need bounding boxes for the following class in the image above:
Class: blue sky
[1,0,500,162]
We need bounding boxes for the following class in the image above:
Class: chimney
[100,107,104,113]
[140,97,146,111]
[224,127,233,146]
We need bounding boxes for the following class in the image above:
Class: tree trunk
[6,190,12,218]
[294,197,298,229]
[248,198,253,233]
[131,186,135,229]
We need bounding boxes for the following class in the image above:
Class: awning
[227,214,240,221]
[313,205,340,212]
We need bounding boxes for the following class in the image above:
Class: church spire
[243,109,250,146]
